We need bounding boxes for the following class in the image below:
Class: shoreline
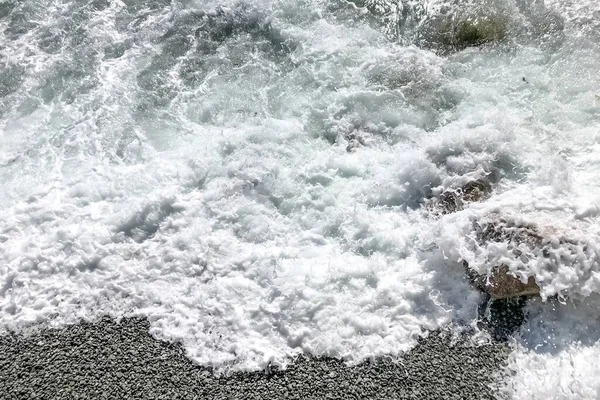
[0,317,511,399]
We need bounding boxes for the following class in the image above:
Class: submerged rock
[462,214,599,300]
[418,167,544,300]
[350,0,565,53]
[419,14,509,52]
[422,177,544,300]
[395,0,513,54]
[464,216,546,299]
[424,178,492,216]
[457,212,600,303]
[467,264,540,300]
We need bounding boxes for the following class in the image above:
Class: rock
[467,264,540,300]
[393,0,517,54]
[464,215,547,299]
[459,211,600,302]
[474,215,544,246]
[424,178,492,216]
[428,15,508,52]
[412,6,510,53]
[395,0,566,54]
[422,177,544,299]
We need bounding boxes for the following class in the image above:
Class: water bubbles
[1,1,600,395]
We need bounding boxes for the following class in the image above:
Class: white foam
[1,0,600,393]
[502,296,600,399]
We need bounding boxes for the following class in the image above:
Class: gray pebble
[0,317,511,399]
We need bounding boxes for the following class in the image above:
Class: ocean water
[0,0,599,397]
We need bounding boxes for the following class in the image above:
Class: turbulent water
[1,0,600,397]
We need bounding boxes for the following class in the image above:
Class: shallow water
[1,0,599,397]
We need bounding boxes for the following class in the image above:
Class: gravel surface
[0,317,511,400]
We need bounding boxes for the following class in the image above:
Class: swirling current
[1,0,600,397]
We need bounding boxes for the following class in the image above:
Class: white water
[0,0,599,396]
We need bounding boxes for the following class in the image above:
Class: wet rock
[395,0,513,54]
[461,212,600,302]
[474,215,547,250]
[393,0,566,53]
[424,178,492,216]
[468,264,540,300]
[419,14,509,53]
[465,216,545,299]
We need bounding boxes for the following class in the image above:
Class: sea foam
[1,0,600,395]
